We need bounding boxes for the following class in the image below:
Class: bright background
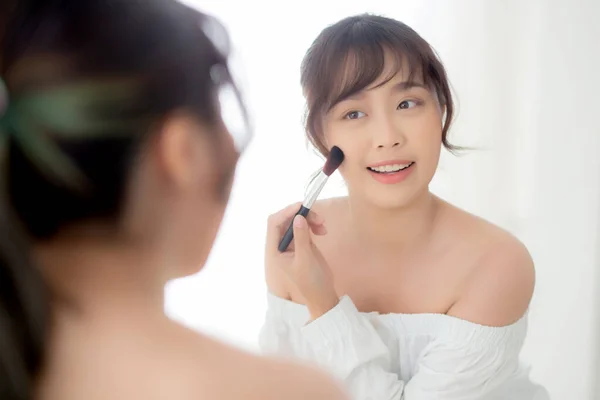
[165,1,600,399]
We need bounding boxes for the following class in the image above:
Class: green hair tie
[0,77,9,134]
[0,77,146,191]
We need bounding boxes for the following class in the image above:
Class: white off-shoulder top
[259,293,549,400]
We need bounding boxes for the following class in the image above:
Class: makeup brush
[278,146,345,252]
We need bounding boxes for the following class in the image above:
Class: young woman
[261,14,550,399]
[0,1,349,399]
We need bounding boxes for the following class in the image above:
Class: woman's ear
[153,113,215,191]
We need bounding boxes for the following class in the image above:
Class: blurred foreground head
[0,0,250,398]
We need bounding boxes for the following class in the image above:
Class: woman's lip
[367,162,415,184]
[367,159,413,168]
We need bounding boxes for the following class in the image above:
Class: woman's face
[322,61,444,209]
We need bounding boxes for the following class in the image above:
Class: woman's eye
[344,110,366,120]
[397,100,418,110]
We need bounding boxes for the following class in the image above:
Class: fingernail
[294,215,306,228]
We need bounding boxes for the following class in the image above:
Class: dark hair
[300,14,457,157]
[0,1,247,398]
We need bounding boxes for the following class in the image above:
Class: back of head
[0,1,247,398]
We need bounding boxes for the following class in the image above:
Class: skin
[266,59,535,329]
[34,113,348,400]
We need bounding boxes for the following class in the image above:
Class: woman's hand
[265,203,339,320]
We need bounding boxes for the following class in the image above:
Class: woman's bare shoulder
[46,319,346,400]
[442,201,536,327]
[245,354,349,400]
[139,321,348,400]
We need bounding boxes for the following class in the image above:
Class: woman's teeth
[368,162,413,173]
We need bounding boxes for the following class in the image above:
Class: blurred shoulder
[152,321,348,400]
[248,355,349,400]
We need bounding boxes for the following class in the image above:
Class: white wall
[166,1,600,398]
[522,1,600,398]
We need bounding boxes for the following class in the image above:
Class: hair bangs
[323,44,427,113]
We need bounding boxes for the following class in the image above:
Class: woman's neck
[347,189,441,254]
[36,235,168,320]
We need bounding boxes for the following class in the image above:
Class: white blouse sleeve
[259,292,543,400]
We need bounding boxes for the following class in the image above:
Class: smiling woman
[260,13,550,400]
[301,17,455,210]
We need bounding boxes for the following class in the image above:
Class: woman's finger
[266,204,326,251]
[306,210,324,225]
[291,215,312,264]
[310,221,327,235]
[266,202,301,251]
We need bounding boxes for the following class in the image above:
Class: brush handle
[278,205,310,252]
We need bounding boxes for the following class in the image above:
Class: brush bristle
[323,146,345,176]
